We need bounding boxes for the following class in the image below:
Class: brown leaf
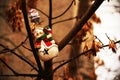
[109,40,117,53]
[92,40,102,56]
[95,41,103,52]
[82,25,89,32]
[91,13,101,23]
[83,21,92,32]
[83,44,92,58]
[6,1,24,32]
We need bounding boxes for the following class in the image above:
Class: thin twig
[12,36,28,51]
[103,40,120,48]
[44,16,77,28]
[52,49,93,73]
[0,44,38,72]
[0,36,28,54]
[52,39,120,73]
[52,60,66,64]
[105,33,111,41]
[94,35,104,46]
[0,74,38,77]
[22,45,32,52]
[0,59,18,75]
[52,16,77,26]
[52,0,74,19]
[35,7,49,18]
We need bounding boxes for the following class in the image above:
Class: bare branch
[35,8,49,18]
[21,0,44,76]
[52,0,74,19]
[44,16,76,28]
[0,36,28,54]
[22,45,32,52]
[94,35,104,46]
[52,16,77,26]
[0,74,38,77]
[0,60,38,77]
[103,40,120,48]
[52,49,93,73]
[105,33,111,41]
[52,39,120,73]
[43,0,53,80]
[48,0,52,28]
[0,59,18,75]
[0,44,38,72]
[58,0,104,51]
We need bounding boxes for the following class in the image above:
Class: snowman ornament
[29,8,41,25]
[32,26,59,61]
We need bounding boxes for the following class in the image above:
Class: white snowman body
[33,27,59,61]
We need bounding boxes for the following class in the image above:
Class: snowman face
[34,28,44,39]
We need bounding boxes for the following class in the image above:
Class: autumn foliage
[1,0,120,80]
[6,0,38,32]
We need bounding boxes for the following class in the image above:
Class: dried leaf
[6,1,23,32]
[83,44,93,59]
[83,24,89,32]
[95,41,103,52]
[91,13,101,23]
[109,40,117,53]
[92,40,102,56]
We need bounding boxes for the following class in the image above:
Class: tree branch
[35,8,49,18]
[48,0,52,29]
[0,74,38,77]
[0,60,38,78]
[0,36,28,54]
[22,45,32,51]
[52,16,77,26]
[21,0,44,77]
[51,49,93,75]
[0,44,38,72]
[52,0,74,19]
[0,59,18,75]
[52,39,120,73]
[58,0,104,50]
[43,0,53,80]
